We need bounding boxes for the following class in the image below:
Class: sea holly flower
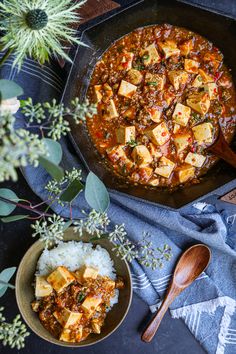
[0,0,87,68]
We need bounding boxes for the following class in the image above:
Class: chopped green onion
[142,54,150,61]
[147,82,158,86]
[133,65,145,70]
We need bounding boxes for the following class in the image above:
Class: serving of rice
[36,241,119,307]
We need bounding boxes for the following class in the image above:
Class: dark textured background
[1,1,236,353]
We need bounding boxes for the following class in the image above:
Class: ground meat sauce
[32,266,124,343]
[87,24,236,188]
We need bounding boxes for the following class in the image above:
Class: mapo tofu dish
[87,24,236,188]
[32,265,124,343]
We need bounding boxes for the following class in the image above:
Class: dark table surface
[1,0,236,353]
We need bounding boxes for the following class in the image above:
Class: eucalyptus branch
[22,98,97,141]
[0,308,30,350]
[0,196,53,218]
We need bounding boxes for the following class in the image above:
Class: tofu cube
[116,125,135,144]
[155,157,175,178]
[158,40,180,59]
[74,269,84,284]
[54,308,82,328]
[131,145,153,167]
[168,70,189,91]
[184,59,199,74]
[82,266,99,280]
[146,106,162,123]
[192,122,214,145]
[94,85,102,103]
[198,69,214,83]
[127,69,143,85]
[106,99,119,119]
[186,92,211,115]
[145,122,170,146]
[149,142,162,158]
[192,74,204,88]
[185,152,206,167]
[47,266,75,293]
[174,133,192,153]
[145,73,165,91]
[35,276,53,297]
[179,39,194,56]
[103,278,116,291]
[203,52,222,71]
[119,52,134,70]
[91,320,101,334]
[149,178,160,186]
[163,90,175,107]
[81,296,102,314]
[178,165,195,183]
[141,43,161,66]
[106,145,126,163]
[172,103,191,126]
[103,83,113,98]
[204,83,218,100]
[60,329,72,342]
[138,166,153,182]
[173,123,181,134]
[118,80,137,98]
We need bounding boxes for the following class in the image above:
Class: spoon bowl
[141,244,211,343]
[174,244,211,287]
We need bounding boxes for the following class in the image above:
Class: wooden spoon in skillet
[207,126,236,168]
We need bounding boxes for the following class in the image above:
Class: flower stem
[0,48,14,66]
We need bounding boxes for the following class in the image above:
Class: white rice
[36,241,118,307]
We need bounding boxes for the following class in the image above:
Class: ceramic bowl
[15,228,132,347]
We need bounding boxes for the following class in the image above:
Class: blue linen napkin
[1,52,236,354]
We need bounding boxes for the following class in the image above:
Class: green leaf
[1,215,29,223]
[39,156,64,181]
[63,220,72,231]
[0,80,23,100]
[85,172,110,212]
[42,138,62,165]
[0,267,16,297]
[0,286,8,297]
[0,189,19,216]
[60,179,84,202]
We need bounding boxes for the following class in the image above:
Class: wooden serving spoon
[207,127,236,168]
[141,244,211,343]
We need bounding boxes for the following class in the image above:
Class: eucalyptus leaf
[39,156,64,181]
[1,215,29,223]
[0,280,15,289]
[0,286,8,297]
[60,179,84,202]
[0,80,23,100]
[0,189,19,216]
[85,172,110,212]
[42,138,62,165]
[63,220,72,231]
[0,267,16,297]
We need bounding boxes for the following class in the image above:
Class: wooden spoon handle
[141,285,181,343]
[141,300,170,343]
[209,132,236,169]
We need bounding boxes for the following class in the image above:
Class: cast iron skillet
[62,0,236,209]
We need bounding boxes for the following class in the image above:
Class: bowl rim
[15,235,133,347]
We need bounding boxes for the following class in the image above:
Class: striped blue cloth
[1,53,236,354]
